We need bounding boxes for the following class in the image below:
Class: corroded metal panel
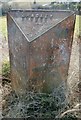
[9,10,74,42]
[29,15,75,93]
[7,13,30,95]
[7,10,75,94]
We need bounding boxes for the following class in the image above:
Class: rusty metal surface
[7,10,75,94]
[9,10,74,42]
[7,14,30,94]
[29,15,75,93]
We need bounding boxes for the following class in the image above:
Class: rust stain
[7,10,75,94]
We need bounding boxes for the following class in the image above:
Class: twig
[56,109,81,118]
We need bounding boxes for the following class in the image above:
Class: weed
[2,60,10,79]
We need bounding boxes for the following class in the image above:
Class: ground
[0,14,81,119]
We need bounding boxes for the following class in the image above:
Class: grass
[2,60,10,78]
[0,15,7,39]
[74,15,81,37]
[3,90,78,119]
[0,15,8,73]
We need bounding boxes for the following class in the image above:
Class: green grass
[0,16,7,39]
[2,60,10,78]
[74,15,81,37]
